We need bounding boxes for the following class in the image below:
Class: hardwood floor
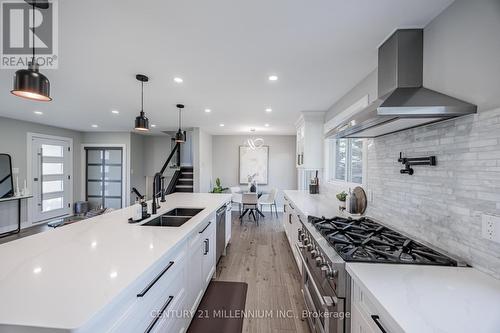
[215,211,310,333]
[0,223,49,245]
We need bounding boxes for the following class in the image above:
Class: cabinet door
[351,303,376,333]
[202,223,216,285]
[188,234,204,311]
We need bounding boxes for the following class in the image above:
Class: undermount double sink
[141,208,204,227]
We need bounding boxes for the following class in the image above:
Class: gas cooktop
[308,215,458,266]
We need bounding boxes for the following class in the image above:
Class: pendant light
[11,0,51,101]
[175,104,185,143]
[134,74,149,131]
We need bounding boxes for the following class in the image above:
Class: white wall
[193,128,213,193]
[322,0,500,278]
[212,135,297,207]
[0,117,83,231]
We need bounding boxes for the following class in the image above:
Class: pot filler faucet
[152,142,181,215]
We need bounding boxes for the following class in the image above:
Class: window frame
[326,138,367,187]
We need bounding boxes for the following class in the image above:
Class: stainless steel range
[297,215,462,333]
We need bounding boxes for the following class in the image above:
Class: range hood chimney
[330,29,477,138]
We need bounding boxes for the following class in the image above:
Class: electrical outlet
[482,214,500,243]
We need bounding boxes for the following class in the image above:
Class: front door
[31,136,72,223]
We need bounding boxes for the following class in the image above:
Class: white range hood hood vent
[328,29,477,139]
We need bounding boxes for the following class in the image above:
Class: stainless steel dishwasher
[215,204,226,264]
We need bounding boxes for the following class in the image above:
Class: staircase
[167,166,194,194]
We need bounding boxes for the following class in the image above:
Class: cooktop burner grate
[308,216,457,266]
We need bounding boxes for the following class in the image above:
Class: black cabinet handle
[199,221,212,234]
[137,261,174,297]
[145,295,174,333]
[371,315,388,333]
[289,214,292,224]
[289,203,295,210]
[204,238,209,255]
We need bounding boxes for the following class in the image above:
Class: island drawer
[108,248,187,333]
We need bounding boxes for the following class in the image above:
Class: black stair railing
[152,142,180,214]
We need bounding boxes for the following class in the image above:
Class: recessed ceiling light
[33,111,43,115]
[219,123,225,127]
[91,124,99,128]
[268,75,278,81]
[265,123,270,127]
[204,109,211,113]
[33,267,42,274]
[109,271,118,279]
[174,77,183,83]
[111,110,119,114]
[151,124,157,128]
[265,108,272,112]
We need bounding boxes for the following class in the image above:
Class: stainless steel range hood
[330,29,477,138]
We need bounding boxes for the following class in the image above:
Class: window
[328,138,364,184]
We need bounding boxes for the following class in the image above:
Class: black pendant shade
[175,104,185,143]
[135,111,149,131]
[11,1,51,102]
[134,74,149,131]
[11,62,51,101]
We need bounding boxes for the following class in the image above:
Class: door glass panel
[43,180,63,194]
[42,144,63,157]
[104,150,121,164]
[104,182,121,196]
[104,198,121,209]
[43,163,64,175]
[87,150,102,164]
[87,181,103,196]
[88,197,103,209]
[87,165,103,180]
[104,166,121,181]
[43,197,63,212]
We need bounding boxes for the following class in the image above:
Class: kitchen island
[0,192,231,333]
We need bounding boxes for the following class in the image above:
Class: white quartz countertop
[347,263,500,333]
[283,190,357,218]
[0,192,231,331]
[284,189,500,333]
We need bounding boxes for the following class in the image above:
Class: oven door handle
[295,243,338,307]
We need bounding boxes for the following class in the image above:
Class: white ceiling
[0,0,454,135]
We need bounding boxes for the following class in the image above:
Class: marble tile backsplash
[324,107,500,279]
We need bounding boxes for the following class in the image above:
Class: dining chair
[241,193,259,225]
[258,188,279,218]
[230,186,242,215]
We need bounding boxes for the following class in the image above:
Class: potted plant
[336,191,347,210]
[211,178,228,193]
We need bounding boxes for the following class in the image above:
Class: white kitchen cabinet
[295,111,325,170]
[282,196,302,274]
[351,277,403,333]
[202,217,216,285]
[187,214,216,313]
[108,243,187,333]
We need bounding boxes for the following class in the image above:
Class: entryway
[29,134,73,223]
